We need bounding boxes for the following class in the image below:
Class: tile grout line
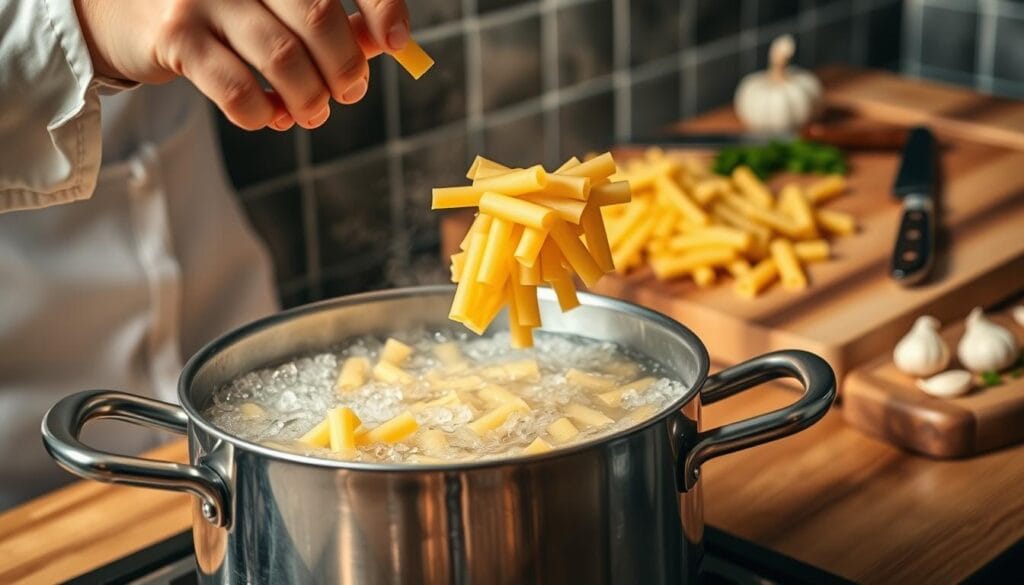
[612,0,631,142]
[999,0,1024,19]
[238,171,300,201]
[677,0,690,120]
[382,59,409,280]
[741,0,758,73]
[801,0,818,65]
[900,0,920,78]
[294,128,321,299]
[541,0,561,165]
[464,0,485,157]
[851,4,868,66]
[976,0,998,93]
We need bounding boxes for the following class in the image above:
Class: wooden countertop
[2,383,1022,584]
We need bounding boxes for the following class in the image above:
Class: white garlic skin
[1013,305,1024,328]
[734,35,823,133]
[957,308,1019,373]
[916,370,973,398]
[893,315,950,377]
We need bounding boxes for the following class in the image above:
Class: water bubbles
[272,362,298,385]
[620,390,643,409]
[276,390,300,412]
[204,329,686,464]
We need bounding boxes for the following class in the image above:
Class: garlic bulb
[957,308,1019,372]
[916,370,973,398]
[734,35,823,133]
[893,315,950,377]
[1013,305,1024,328]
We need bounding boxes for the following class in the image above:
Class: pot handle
[679,350,836,491]
[41,390,230,527]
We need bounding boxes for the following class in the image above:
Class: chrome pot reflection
[43,286,835,584]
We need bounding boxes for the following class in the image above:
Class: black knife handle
[890,199,934,286]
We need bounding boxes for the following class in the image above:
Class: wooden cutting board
[592,67,1024,387]
[844,305,1024,458]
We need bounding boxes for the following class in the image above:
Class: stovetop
[66,527,856,585]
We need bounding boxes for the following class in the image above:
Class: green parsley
[980,370,1003,387]
[713,140,848,180]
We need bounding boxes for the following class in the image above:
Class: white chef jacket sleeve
[0,0,133,213]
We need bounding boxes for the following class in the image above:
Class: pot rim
[178,285,710,472]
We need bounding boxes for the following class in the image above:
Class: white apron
[0,84,279,508]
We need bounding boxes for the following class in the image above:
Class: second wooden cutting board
[594,70,1024,386]
[844,306,1024,457]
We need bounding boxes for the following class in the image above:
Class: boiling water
[203,330,688,463]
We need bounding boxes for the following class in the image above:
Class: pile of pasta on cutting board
[604,148,856,298]
[432,153,631,348]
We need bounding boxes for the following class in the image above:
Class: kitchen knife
[890,126,937,286]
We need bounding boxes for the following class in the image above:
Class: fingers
[180,37,277,130]
[265,91,295,131]
[352,0,410,52]
[348,12,385,59]
[213,3,330,129]
[262,0,369,105]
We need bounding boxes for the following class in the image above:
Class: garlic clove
[893,315,950,377]
[956,307,1020,373]
[1013,305,1024,328]
[916,370,973,398]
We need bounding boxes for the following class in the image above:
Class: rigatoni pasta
[434,152,630,347]
[602,148,858,298]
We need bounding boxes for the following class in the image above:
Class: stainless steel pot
[43,286,834,585]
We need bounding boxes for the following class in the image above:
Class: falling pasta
[433,153,631,348]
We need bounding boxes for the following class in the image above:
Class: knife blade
[890,126,937,286]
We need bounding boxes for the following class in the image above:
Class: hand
[73,0,410,131]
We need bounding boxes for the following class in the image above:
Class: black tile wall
[483,111,547,168]
[695,0,743,46]
[402,129,470,247]
[905,0,1024,99]
[757,0,800,25]
[310,59,386,164]
[993,15,1024,84]
[409,1,461,29]
[320,258,389,298]
[695,51,743,113]
[314,154,392,269]
[399,35,467,136]
[216,117,295,188]
[478,0,530,15]
[211,0,909,302]
[480,14,544,112]
[558,91,615,161]
[631,72,681,138]
[629,0,681,66]
[239,182,306,284]
[920,5,978,75]
[278,282,312,310]
[557,0,614,88]
[814,17,854,65]
[865,1,903,68]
